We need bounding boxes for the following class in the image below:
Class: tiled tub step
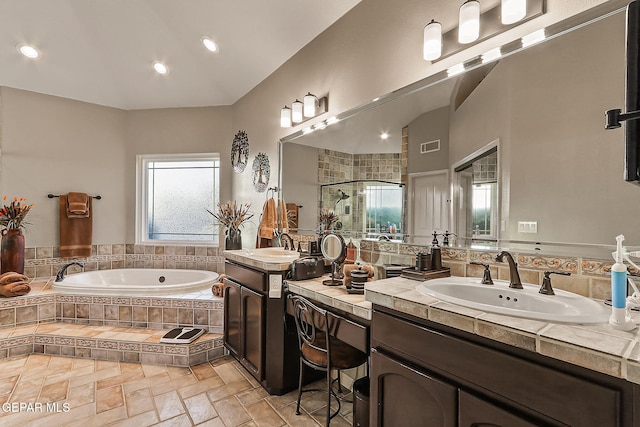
[0,322,226,367]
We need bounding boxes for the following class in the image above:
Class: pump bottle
[609,235,635,330]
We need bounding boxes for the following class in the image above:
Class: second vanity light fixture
[424,0,544,62]
[280,92,328,128]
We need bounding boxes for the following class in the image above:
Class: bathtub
[52,268,220,296]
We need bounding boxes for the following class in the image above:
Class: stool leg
[296,359,303,415]
[326,368,332,427]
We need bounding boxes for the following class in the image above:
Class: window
[136,153,220,245]
[364,184,403,235]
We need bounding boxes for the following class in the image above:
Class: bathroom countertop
[365,276,640,386]
[285,276,372,320]
[223,248,299,272]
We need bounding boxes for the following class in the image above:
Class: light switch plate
[518,221,538,233]
[268,274,282,298]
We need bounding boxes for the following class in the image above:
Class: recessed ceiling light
[380,132,389,140]
[153,61,169,75]
[201,37,218,53]
[17,44,40,59]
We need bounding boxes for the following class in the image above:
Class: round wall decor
[252,153,270,192]
[231,130,249,173]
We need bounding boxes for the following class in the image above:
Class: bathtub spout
[56,262,84,282]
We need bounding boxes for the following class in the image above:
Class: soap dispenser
[609,234,635,331]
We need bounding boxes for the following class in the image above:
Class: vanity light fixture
[279,92,328,128]
[423,0,542,62]
[17,43,40,59]
[291,99,303,123]
[481,47,502,64]
[314,121,327,131]
[521,29,546,48]
[447,63,466,77]
[302,126,314,135]
[458,1,480,44]
[280,106,292,128]
[423,20,442,61]
[153,61,169,75]
[201,37,218,52]
[502,0,527,25]
[326,116,339,125]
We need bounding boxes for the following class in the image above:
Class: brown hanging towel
[59,193,92,258]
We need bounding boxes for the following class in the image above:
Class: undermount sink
[417,276,611,324]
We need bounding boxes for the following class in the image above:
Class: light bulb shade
[303,93,318,117]
[423,20,442,61]
[502,0,527,25]
[292,99,303,123]
[458,1,480,44]
[280,106,292,128]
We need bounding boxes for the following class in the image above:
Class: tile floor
[0,354,355,426]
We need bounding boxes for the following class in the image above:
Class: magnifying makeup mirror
[321,233,346,286]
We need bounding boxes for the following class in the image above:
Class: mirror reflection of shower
[334,189,350,210]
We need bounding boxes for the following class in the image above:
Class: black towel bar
[48,194,102,200]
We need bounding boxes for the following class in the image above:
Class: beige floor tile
[151,373,198,396]
[166,365,193,379]
[214,362,247,384]
[154,413,193,427]
[122,372,172,394]
[177,375,225,400]
[44,364,95,385]
[183,392,218,424]
[213,396,251,427]
[0,375,19,395]
[66,405,128,427]
[125,387,156,417]
[106,409,159,427]
[274,402,322,427]
[96,384,125,414]
[236,387,270,407]
[266,389,299,410]
[10,376,44,402]
[67,381,96,407]
[206,380,252,403]
[191,362,218,381]
[245,399,286,427]
[196,416,226,427]
[47,355,74,371]
[155,390,186,421]
[39,379,69,402]
[96,369,145,390]
[141,362,169,377]
[27,402,96,427]
[69,366,121,387]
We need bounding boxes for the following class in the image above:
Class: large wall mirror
[279,1,638,257]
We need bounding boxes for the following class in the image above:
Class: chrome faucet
[495,251,523,289]
[55,262,84,282]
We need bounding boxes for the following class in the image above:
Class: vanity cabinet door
[241,286,265,382]
[459,391,542,427]
[223,279,242,359]
[370,349,457,427]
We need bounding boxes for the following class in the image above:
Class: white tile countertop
[365,276,640,386]
[223,248,300,272]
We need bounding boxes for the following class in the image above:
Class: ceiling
[0,0,361,110]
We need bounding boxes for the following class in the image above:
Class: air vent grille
[420,139,440,154]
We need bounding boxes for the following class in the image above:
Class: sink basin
[417,277,610,324]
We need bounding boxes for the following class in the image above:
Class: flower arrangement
[0,196,34,230]
[208,200,253,230]
[318,208,339,230]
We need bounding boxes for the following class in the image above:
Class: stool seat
[302,334,368,369]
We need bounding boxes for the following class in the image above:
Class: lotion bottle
[610,234,635,330]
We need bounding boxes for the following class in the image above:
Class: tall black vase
[225,228,242,250]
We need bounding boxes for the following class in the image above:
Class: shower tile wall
[317,149,402,234]
[24,243,224,279]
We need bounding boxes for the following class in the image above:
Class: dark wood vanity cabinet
[371,306,640,427]
[223,278,264,381]
[223,260,299,395]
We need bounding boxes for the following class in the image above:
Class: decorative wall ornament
[231,130,249,173]
[252,153,270,193]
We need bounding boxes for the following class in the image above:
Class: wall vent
[420,139,440,154]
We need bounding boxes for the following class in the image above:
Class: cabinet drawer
[225,261,267,293]
[372,310,621,426]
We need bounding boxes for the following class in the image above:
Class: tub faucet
[56,262,84,282]
[495,251,523,289]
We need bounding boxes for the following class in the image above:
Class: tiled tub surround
[359,240,620,300]
[0,278,225,367]
[22,243,225,279]
[366,276,640,386]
